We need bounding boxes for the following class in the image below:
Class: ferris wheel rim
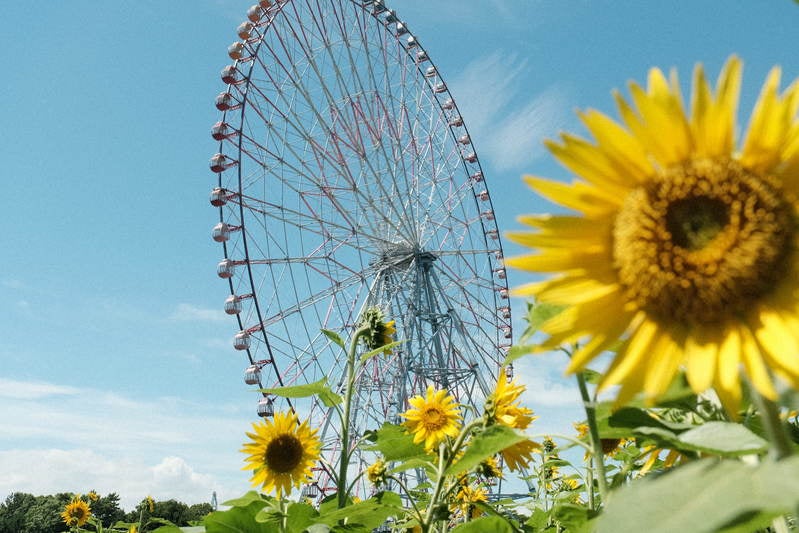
[210,0,512,438]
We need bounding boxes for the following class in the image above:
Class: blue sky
[2,0,798,510]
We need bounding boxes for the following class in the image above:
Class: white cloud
[0,378,81,400]
[0,378,253,510]
[512,354,580,408]
[0,449,241,511]
[450,52,570,172]
[170,303,227,322]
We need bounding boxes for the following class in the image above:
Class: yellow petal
[514,214,615,245]
[523,175,623,216]
[504,248,609,273]
[691,57,741,158]
[513,275,619,305]
[566,312,637,373]
[600,315,659,391]
[578,109,653,183]
[740,325,777,400]
[643,327,684,399]
[684,326,718,393]
[741,66,788,174]
[751,308,799,379]
[539,290,631,345]
[714,326,742,416]
[504,228,608,249]
[624,68,692,166]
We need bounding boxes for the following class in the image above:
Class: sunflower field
[193,54,799,533]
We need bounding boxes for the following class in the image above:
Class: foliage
[204,299,799,531]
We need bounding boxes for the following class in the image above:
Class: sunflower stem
[575,371,610,504]
[751,389,793,461]
[421,419,482,532]
[337,325,370,509]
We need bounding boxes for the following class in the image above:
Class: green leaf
[552,503,594,533]
[676,421,767,457]
[389,457,435,476]
[204,500,275,533]
[260,377,342,407]
[285,502,320,533]
[321,328,345,349]
[597,457,799,533]
[581,368,602,385]
[521,301,566,340]
[220,491,271,508]
[361,423,426,461]
[360,340,405,363]
[451,515,516,533]
[596,406,692,440]
[502,343,537,367]
[525,507,549,530]
[149,527,183,533]
[446,425,530,476]
[314,492,402,529]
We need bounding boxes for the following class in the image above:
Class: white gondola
[212,222,231,242]
[234,330,251,350]
[257,396,274,417]
[224,295,243,315]
[217,259,235,279]
[244,364,261,385]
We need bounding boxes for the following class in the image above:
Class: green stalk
[421,419,482,532]
[337,326,369,509]
[751,389,793,461]
[576,371,609,503]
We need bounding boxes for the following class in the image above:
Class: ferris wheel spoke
[258,266,372,329]
[212,0,514,497]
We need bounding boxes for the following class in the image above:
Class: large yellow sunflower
[241,411,322,499]
[61,497,91,527]
[401,385,462,450]
[507,56,799,412]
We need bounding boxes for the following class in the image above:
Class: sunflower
[61,497,91,527]
[477,456,504,479]
[488,372,537,430]
[574,421,626,456]
[401,385,462,450]
[359,307,396,354]
[241,411,322,499]
[453,484,488,520]
[86,490,99,502]
[507,56,799,412]
[367,459,388,486]
[485,371,540,471]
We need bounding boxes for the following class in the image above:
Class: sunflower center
[613,158,794,324]
[422,407,447,431]
[264,434,304,474]
[665,196,729,250]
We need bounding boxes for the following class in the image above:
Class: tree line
[0,492,213,533]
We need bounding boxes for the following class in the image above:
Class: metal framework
[209,0,512,497]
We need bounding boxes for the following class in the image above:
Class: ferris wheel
[209,0,512,497]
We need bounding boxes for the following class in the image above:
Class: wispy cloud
[169,303,227,322]
[0,378,81,400]
[449,52,571,172]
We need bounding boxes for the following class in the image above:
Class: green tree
[185,503,213,524]
[22,493,71,533]
[0,492,36,533]
[151,499,189,526]
[90,492,125,528]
